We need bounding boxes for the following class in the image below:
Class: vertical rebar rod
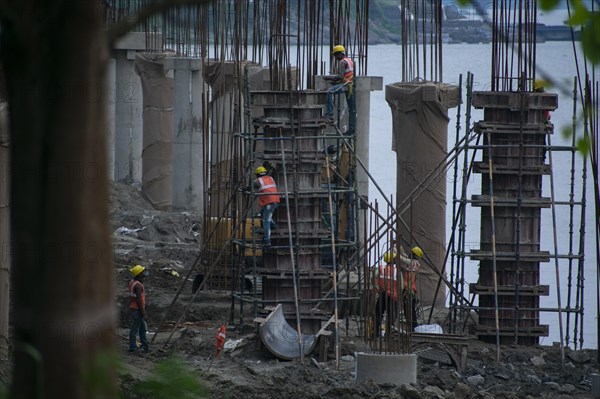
[486,131,501,362]
[279,131,304,362]
[566,76,578,347]
[324,152,340,368]
[546,133,566,367]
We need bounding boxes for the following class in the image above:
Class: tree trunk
[0,102,9,358]
[1,0,117,397]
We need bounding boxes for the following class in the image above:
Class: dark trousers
[403,293,419,332]
[129,309,149,351]
[376,292,418,333]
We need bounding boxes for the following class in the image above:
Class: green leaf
[131,356,207,399]
[539,0,561,12]
[561,126,573,139]
[568,1,591,26]
[581,17,600,64]
[576,136,591,155]
[0,383,9,399]
[455,0,470,6]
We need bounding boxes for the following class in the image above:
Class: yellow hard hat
[131,265,145,277]
[255,166,267,175]
[383,251,395,264]
[332,45,346,54]
[411,246,423,258]
[534,79,546,91]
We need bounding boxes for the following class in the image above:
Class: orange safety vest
[341,57,354,84]
[375,264,417,301]
[128,279,146,310]
[257,176,280,207]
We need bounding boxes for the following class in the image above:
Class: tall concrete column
[315,75,382,246]
[112,33,161,182]
[386,82,460,309]
[354,76,383,233]
[164,58,205,212]
[0,102,10,357]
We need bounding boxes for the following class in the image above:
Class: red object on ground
[215,324,226,358]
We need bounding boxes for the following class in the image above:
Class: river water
[366,41,598,348]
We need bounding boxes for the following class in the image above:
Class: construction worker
[375,246,422,332]
[534,79,551,123]
[253,166,280,246]
[323,44,356,135]
[128,264,150,353]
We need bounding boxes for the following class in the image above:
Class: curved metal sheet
[258,304,317,360]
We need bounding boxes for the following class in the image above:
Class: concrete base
[355,352,417,385]
[591,374,600,396]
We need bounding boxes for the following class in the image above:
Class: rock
[423,385,446,398]
[341,355,354,362]
[140,215,154,226]
[543,381,560,390]
[530,355,545,366]
[453,382,472,399]
[400,383,422,399]
[564,361,576,370]
[558,384,576,394]
[310,357,321,368]
[495,373,510,380]
[525,374,541,384]
[466,374,484,386]
[567,350,591,364]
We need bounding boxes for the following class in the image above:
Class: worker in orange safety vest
[252,165,280,247]
[323,44,356,135]
[374,246,422,333]
[128,264,150,353]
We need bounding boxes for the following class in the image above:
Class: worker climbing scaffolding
[250,166,280,247]
[323,44,356,135]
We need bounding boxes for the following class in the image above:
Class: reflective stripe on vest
[128,279,145,310]
[342,57,354,83]
[257,176,280,207]
[374,264,416,301]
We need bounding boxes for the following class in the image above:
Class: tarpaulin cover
[134,53,173,210]
[386,81,460,308]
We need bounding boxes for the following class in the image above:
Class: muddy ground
[110,181,599,399]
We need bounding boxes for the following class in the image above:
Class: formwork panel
[262,277,324,333]
[263,249,322,271]
[250,90,328,107]
[472,91,558,111]
[472,91,554,345]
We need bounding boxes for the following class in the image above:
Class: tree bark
[1,0,117,397]
[0,102,9,359]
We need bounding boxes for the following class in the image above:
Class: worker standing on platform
[253,166,280,247]
[323,44,356,135]
[375,246,422,332]
[534,79,552,124]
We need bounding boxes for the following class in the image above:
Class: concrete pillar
[354,76,383,232]
[164,58,204,212]
[0,102,10,357]
[205,61,238,218]
[355,352,417,385]
[315,75,382,246]
[106,58,116,181]
[112,32,161,182]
